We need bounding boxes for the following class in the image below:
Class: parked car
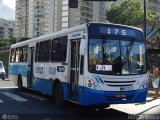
[0,61,5,80]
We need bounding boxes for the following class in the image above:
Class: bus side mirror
[80,39,86,55]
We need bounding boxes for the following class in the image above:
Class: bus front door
[70,40,80,100]
[27,47,35,88]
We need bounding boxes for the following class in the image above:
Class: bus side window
[22,46,28,62]
[19,47,23,62]
[10,48,16,63]
[51,36,67,62]
[15,48,20,62]
[51,39,59,61]
[39,40,51,62]
[35,42,39,62]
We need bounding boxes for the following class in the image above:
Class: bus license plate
[120,86,132,91]
[116,94,126,98]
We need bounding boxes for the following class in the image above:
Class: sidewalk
[148,89,160,98]
[109,97,160,115]
[0,79,17,88]
[108,90,160,115]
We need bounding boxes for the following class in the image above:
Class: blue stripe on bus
[94,76,105,84]
[95,77,100,83]
[9,64,27,76]
[97,76,104,84]
[33,78,53,96]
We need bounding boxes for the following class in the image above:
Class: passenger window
[35,42,39,62]
[39,40,51,62]
[10,48,16,62]
[51,36,67,62]
[22,46,28,62]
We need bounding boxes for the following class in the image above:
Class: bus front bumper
[82,88,148,106]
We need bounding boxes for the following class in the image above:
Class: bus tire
[17,75,23,91]
[53,82,64,107]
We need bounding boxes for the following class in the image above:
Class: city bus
[9,23,148,107]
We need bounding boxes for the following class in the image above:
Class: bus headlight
[87,79,100,90]
[139,80,148,89]
[88,82,92,87]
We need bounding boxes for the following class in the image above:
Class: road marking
[19,92,48,101]
[1,92,28,102]
[0,87,18,89]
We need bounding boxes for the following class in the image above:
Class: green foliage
[0,37,30,73]
[0,37,31,47]
[106,0,156,26]
[0,38,11,47]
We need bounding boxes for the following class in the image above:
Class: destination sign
[100,27,136,37]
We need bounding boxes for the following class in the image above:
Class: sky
[3,0,15,10]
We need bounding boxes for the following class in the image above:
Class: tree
[106,0,155,26]
[0,38,11,47]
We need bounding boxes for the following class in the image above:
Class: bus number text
[107,28,127,36]
[36,67,43,74]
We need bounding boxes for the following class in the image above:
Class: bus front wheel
[53,82,64,107]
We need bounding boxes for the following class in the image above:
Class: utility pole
[144,0,146,41]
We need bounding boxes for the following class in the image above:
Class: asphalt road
[0,88,131,120]
[0,78,130,120]
[0,78,159,120]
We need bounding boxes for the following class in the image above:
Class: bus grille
[104,80,136,87]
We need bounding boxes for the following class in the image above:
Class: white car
[0,61,5,80]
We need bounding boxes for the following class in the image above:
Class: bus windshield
[88,38,146,75]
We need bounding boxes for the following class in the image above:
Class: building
[15,0,55,38]
[61,0,93,29]
[93,1,106,23]
[61,0,106,30]
[0,18,15,38]
[15,0,107,38]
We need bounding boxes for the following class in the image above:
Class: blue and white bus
[9,23,148,107]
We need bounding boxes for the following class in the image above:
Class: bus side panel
[78,86,85,105]
[33,62,70,99]
[32,78,70,100]
[32,78,53,95]
[62,82,70,100]
[9,63,28,87]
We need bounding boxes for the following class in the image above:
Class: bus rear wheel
[18,76,23,91]
[53,82,64,107]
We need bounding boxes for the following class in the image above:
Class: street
[0,78,159,120]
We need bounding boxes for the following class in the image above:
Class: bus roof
[11,22,143,48]
[88,22,143,32]
[11,23,86,48]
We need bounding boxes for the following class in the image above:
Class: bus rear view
[82,23,148,106]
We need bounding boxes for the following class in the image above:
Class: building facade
[0,18,15,38]
[15,0,55,38]
[61,0,106,30]
[15,0,107,38]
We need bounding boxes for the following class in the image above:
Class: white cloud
[3,0,15,10]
